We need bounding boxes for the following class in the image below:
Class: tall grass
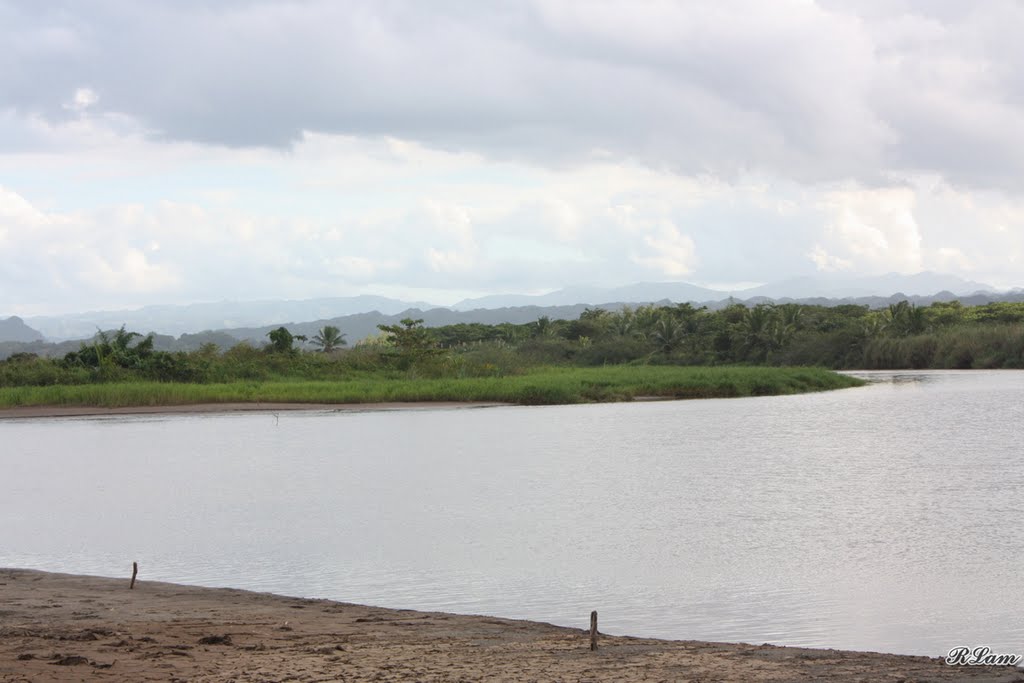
[0,366,863,409]
[861,324,1024,369]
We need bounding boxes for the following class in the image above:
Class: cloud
[0,187,178,309]
[2,1,1024,190]
[632,223,698,277]
[65,87,98,112]
[814,186,923,274]
[807,245,853,273]
[0,143,777,314]
[0,184,48,227]
[807,176,1024,284]
[79,246,179,293]
[4,110,1024,314]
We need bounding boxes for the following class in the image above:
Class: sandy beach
[1,569,1020,682]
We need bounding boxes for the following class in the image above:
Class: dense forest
[1,299,1023,388]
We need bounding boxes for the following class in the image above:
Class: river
[1,369,1021,656]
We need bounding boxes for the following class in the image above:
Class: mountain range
[450,272,996,309]
[1,272,1017,353]
[19,295,437,340]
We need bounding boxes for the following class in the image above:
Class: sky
[3,0,1024,315]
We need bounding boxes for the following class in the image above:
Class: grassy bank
[0,365,863,409]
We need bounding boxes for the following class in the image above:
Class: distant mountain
[221,304,606,345]
[453,273,998,310]
[22,295,441,340]
[453,282,726,310]
[0,316,44,343]
[741,272,996,299]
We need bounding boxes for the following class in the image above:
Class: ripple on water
[1,370,1022,657]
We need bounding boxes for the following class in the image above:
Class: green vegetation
[8,296,1024,409]
[0,366,861,409]
[266,326,307,354]
[310,325,346,353]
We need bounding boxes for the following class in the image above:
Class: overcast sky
[3,0,1024,315]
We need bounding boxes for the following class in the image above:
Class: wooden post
[130,561,138,590]
[590,610,598,651]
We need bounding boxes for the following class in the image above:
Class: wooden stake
[590,610,598,651]
[130,561,138,590]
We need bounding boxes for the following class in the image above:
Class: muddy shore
[0,401,507,420]
[1,569,1020,682]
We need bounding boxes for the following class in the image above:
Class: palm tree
[311,325,347,352]
[651,315,685,354]
[632,304,663,340]
[611,307,638,338]
[532,316,555,338]
[741,305,775,362]
[884,301,926,337]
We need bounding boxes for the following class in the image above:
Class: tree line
[2,299,1024,387]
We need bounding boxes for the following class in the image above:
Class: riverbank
[0,400,507,419]
[1,569,1019,683]
[0,365,864,410]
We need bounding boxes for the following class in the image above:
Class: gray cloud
[5,1,1024,315]
[4,1,1024,189]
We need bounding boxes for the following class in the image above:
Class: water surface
[2,369,1021,656]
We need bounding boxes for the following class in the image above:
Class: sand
[0,402,507,420]
[1,569,1020,682]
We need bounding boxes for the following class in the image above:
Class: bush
[575,337,653,366]
[0,356,92,386]
[517,338,577,364]
[336,346,388,372]
[456,343,528,377]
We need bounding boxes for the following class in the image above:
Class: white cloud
[805,177,1024,285]
[66,87,99,112]
[0,185,51,227]
[632,223,698,277]
[326,256,388,280]
[426,248,476,273]
[817,186,923,273]
[541,199,581,242]
[3,106,1024,314]
[807,245,853,273]
[80,246,178,293]
[934,246,973,271]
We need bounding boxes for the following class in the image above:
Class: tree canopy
[311,325,347,352]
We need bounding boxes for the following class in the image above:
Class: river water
[1,370,1021,657]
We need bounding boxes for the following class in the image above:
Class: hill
[0,317,44,343]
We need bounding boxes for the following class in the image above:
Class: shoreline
[0,400,509,420]
[0,367,865,417]
[1,569,1020,682]
[0,393,784,420]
